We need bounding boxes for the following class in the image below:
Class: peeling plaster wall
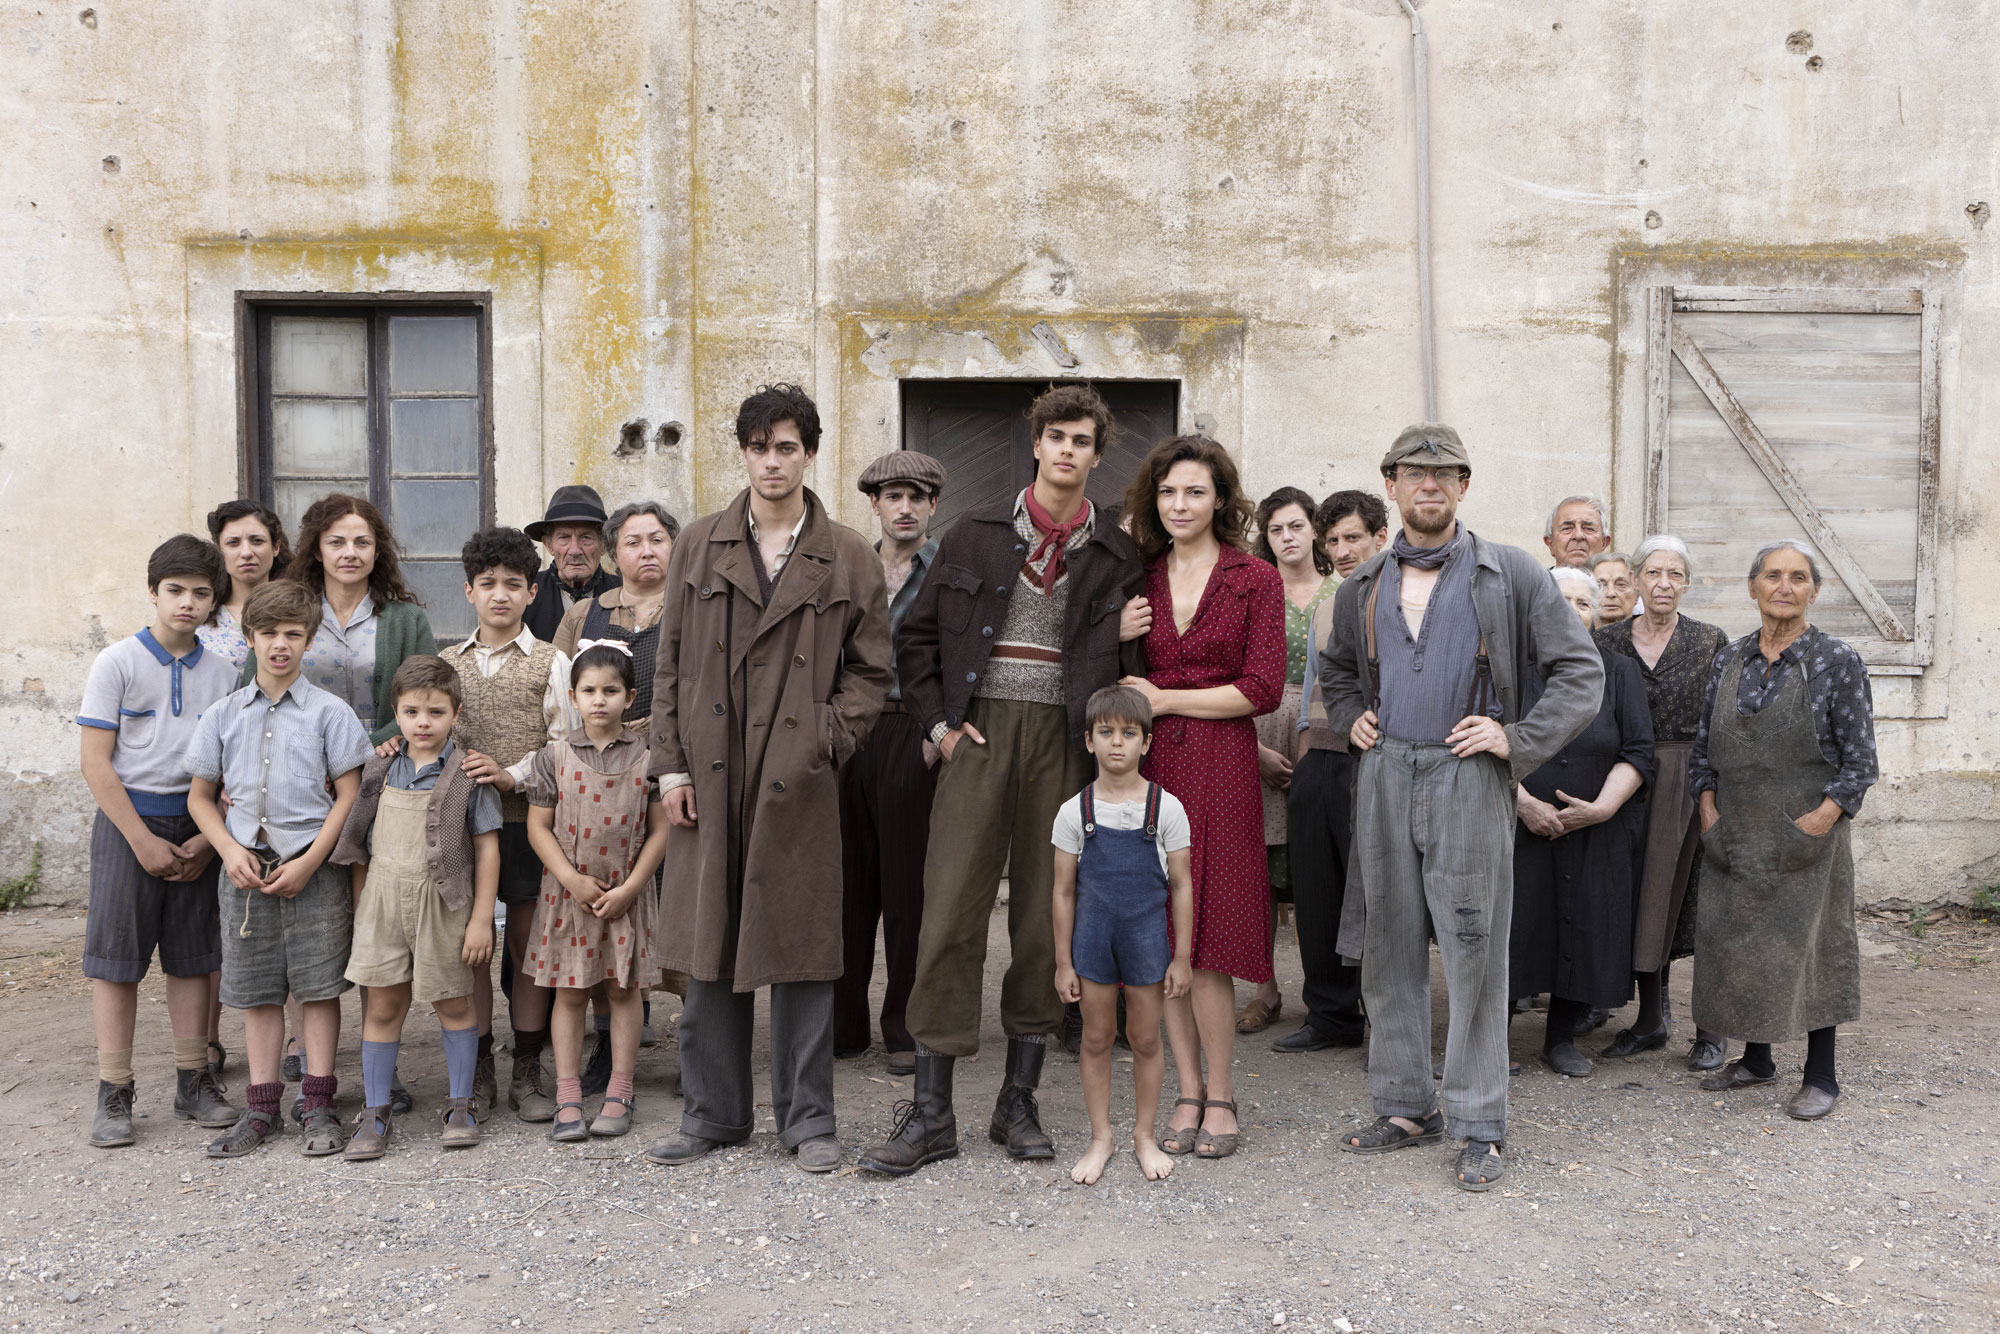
[3,2,1997,905]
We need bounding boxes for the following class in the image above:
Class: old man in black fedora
[523,484,622,643]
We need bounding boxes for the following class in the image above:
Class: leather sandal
[344,1106,394,1161]
[440,1097,482,1148]
[550,1100,589,1144]
[1454,1139,1505,1192]
[1195,1100,1240,1158]
[590,1094,636,1138]
[1340,1109,1444,1155]
[1160,1097,1205,1155]
[1234,997,1282,1034]
[300,1104,345,1157]
[205,1040,229,1077]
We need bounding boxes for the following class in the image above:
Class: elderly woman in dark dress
[1689,540,1877,1121]
[1511,567,1654,1077]
[1595,535,1732,1070]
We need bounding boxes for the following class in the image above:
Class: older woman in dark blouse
[1688,540,1877,1121]
[1512,567,1654,1077]
[1594,535,1730,1069]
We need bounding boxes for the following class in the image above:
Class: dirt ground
[0,899,1993,1333]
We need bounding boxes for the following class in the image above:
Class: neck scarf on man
[1391,523,1461,571]
[1023,488,1090,593]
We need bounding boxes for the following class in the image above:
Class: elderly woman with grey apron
[1595,535,1731,1070]
[1689,540,1877,1121]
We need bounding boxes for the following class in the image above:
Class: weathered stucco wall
[3,1,1996,904]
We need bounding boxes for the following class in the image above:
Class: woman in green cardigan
[241,493,436,746]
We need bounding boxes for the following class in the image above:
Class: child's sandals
[205,1040,228,1077]
[300,1104,345,1157]
[344,1106,394,1161]
[1160,1097,1206,1155]
[1195,1099,1240,1159]
[550,1101,590,1144]
[590,1094,636,1138]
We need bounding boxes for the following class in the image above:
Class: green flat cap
[1380,422,1471,475]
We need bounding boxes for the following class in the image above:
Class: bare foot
[1070,1136,1115,1185]
[1134,1135,1174,1181]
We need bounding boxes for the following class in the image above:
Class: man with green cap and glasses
[1321,423,1602,1192]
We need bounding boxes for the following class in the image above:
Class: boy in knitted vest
[438,527,561,1121]
[332,656,502,1157]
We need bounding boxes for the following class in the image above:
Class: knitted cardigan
[330,748,480,910]
[240,597,437,745]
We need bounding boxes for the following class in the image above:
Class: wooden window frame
[1643,284,1941,673]
[234,291,496,528]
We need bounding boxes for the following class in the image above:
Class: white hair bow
[575,638,634,657]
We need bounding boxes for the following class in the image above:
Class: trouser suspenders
[1364,574,1494,721]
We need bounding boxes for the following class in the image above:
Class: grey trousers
[679,978,837,1149]
[1356,739,1516,1144]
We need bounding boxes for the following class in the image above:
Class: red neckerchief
[1023,488,1090,593]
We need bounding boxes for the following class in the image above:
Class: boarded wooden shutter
[1644,286,1940,669]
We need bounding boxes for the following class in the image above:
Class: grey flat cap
[857,451,946,497]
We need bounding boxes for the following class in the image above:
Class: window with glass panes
[248,301,490,640]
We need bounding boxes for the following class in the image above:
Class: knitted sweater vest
[444,638,558,823]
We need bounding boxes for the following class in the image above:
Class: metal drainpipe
[1396,0,1438,419]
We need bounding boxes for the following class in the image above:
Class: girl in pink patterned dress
[524,645,670,1143]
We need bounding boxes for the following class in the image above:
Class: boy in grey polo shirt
[77,535,243,1148]
[186,581,372,1159]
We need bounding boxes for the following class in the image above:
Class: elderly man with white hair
[1592,535,1731,1070]
[1543,495,1612,570]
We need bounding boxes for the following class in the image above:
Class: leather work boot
[174,1067,241,1128]
[510,1052,556,1122]
[857,1050,959,1176]
[90,1080,136,1148]
[988,1037,1054,1160]
[470,1050,498,1122]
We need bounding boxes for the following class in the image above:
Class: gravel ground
[0,903,1993,1332]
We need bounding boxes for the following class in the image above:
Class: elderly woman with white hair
[1593,535,1732,1069]
[1509,566,1655,1077]
[1687,540,1877,1120]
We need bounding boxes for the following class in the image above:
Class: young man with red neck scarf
[859,384,1151,1176]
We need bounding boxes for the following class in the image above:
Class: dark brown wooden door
[901,379,1179,535]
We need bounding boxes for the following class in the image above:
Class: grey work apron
[1692,653,1860,1042]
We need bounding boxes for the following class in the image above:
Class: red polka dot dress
[522,727,661,991]
[1141,548,1286,983]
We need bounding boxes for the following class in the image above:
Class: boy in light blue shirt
[77,535,242,1148]
[186,580,372,1159]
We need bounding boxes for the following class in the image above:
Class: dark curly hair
[286,492,420,605]
[1315,489,1389,539]
[204,498,294,584]
[1252,486,1332,575]
[1120,435,1256,563]
[736,383,821,456]
[1028,383,1114,453]
[460,526,541,584]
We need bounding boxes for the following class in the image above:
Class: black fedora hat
[525,485,610,542]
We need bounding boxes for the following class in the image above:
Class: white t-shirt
[1050,785,1192,877]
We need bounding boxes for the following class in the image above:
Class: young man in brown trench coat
[643,384,893,1173]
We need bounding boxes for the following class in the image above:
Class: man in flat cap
[1321,423,1602,1193]
[523,485,622,643]
[835,451,948,1077]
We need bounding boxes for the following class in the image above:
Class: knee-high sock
[441,1024,479,1100]
[362,1040,400,1109]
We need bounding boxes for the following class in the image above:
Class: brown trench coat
[648,487,892,990]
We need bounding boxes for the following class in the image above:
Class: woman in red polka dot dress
[1119,435,1286,1160]
[523,645,671,1143]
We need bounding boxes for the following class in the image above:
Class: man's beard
[1402,503,1457,538]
